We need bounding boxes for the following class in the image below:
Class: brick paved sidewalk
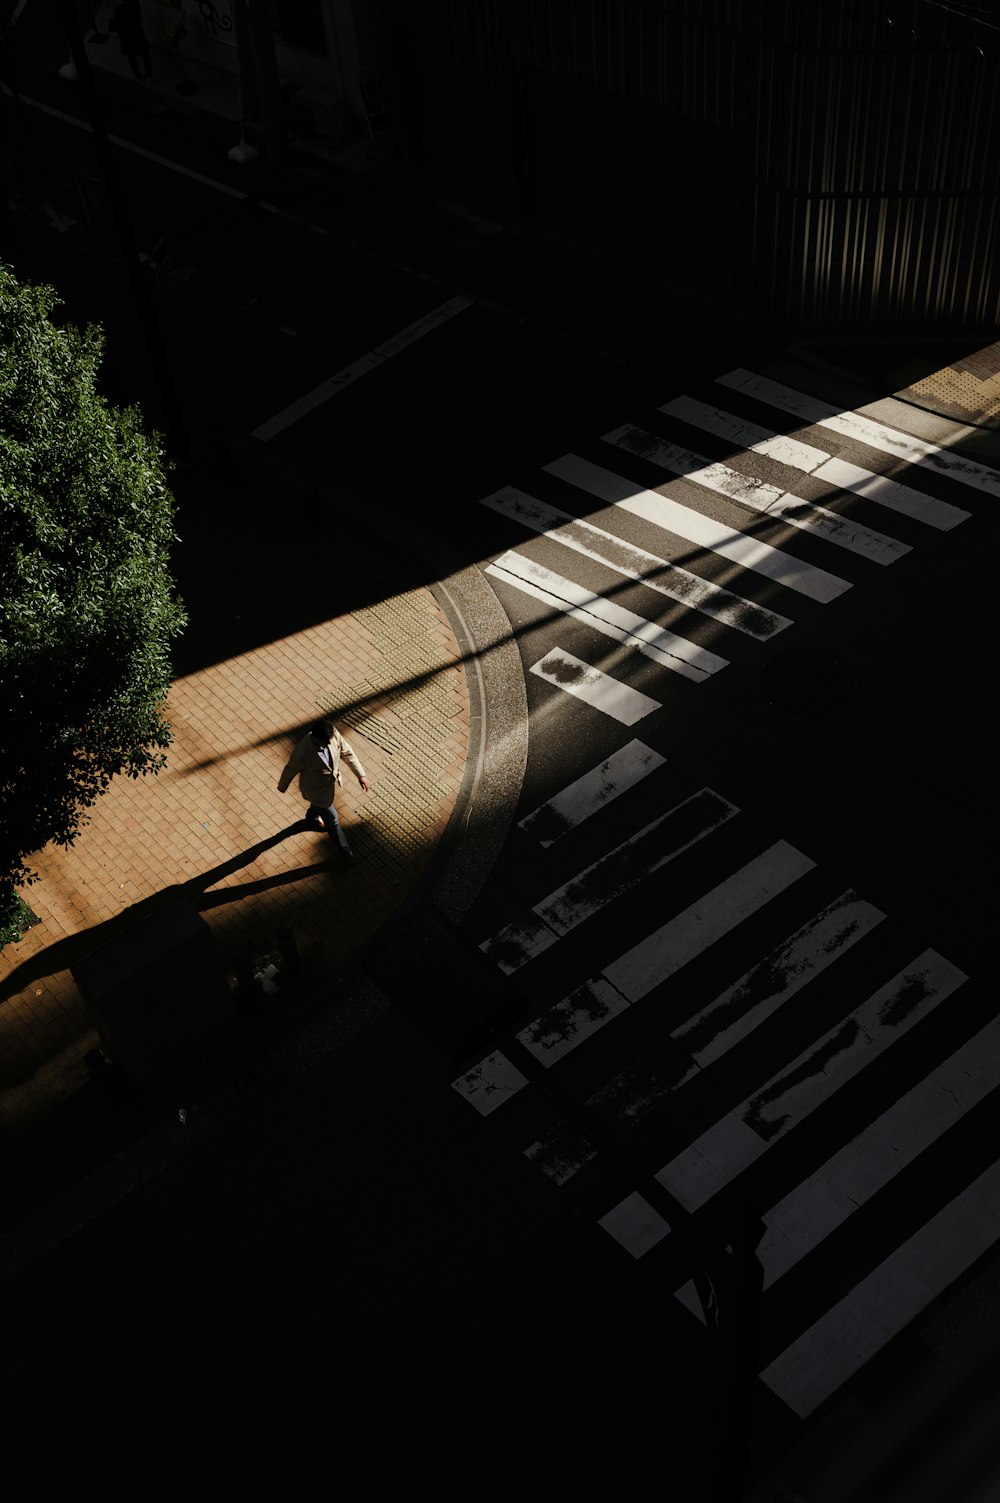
[885,338,1000,430]
[0,571,470,1142]
[797,332,1000,441]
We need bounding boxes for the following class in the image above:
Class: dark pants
[305,802,349,851]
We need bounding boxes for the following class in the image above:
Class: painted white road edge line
[487,550,729,681]
[252,296,473,440]
[480,485,793,640]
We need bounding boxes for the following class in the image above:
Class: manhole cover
[760,649,856,717]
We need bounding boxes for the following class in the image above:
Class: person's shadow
[0,821,332,1091]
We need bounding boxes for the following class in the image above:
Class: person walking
[277,718,369,862]
[108,0,154,80]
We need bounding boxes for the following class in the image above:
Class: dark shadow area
[167,420,903,688]
[0,823,311,1010]
[0,805,436,1016]
[0,808,441,1135]
[6,18,997,1500]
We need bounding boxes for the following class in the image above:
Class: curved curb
[224,434,528,928]
[335,496,528,927]
[426,564,527,922]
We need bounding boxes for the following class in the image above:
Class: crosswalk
[454,366,988,1424]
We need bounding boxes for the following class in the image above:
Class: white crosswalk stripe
[543,454,852,603]
[518,740,667,845]
[464,366,984,1422]
[486,549,729,681]
[663,390,969,534]
[528,647,659,724]
[671,890,886,1067]
[717,368,984,516]
[454,789,980,1412]
[757,1012,1000,1290]
[601,422,911,565]
[602,841,817,1006]
[480,485,793,640]
[759,1152,1000,1417]
[482,787,739,974]
[514,842,815,1067]
[655,949,968,1213]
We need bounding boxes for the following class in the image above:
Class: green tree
[0,263,187,940]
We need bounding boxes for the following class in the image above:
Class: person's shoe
[302,815,321,830]
[339,845,355,864]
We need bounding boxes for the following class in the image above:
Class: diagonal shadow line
[178,415,948,777]
[176,554,778,776]
[183,825,309,892]
[194,860,332,910]
[177,652,482,774]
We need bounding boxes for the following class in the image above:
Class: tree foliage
[0,262,187,906]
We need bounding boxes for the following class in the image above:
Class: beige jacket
[278,728,366,807]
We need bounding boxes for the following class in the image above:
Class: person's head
[310,718,334,745]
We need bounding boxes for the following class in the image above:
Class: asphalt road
[3,74,997,1501]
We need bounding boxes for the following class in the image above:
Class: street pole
[57,0,191,465]
[709,1203,767,1503]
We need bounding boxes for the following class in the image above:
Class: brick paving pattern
[889,339,1000,429]
[0,580,470,1141]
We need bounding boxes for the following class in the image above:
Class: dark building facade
[374,0,1000,328]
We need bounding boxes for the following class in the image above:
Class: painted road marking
[598,1192,672,1259]
[759,1151,1000,1417]
[524,1124,599,1185]
[486,551,729,681]
[252,296,473,440]
[544,455,851,604]
[514,841,815,1068]
[656,950,968,1212]
[759,1014,1000,1290]
[666,391,965,532]
[661,396,920,562]
[661,394,833,474]
[515,977,632,1066]
[482,789,739,974]
[450,1050,529,1116]
[809,455,968,532]
[672,891,886,1066]
[603,423,910,565]
[480,486,793,640]
[14,93,251,197]
[603,842,817,1005]
[717,369,982,516]
[518,740,667,845]
[527,648,660,725]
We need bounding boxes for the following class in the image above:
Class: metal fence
[380,0,1000,325]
